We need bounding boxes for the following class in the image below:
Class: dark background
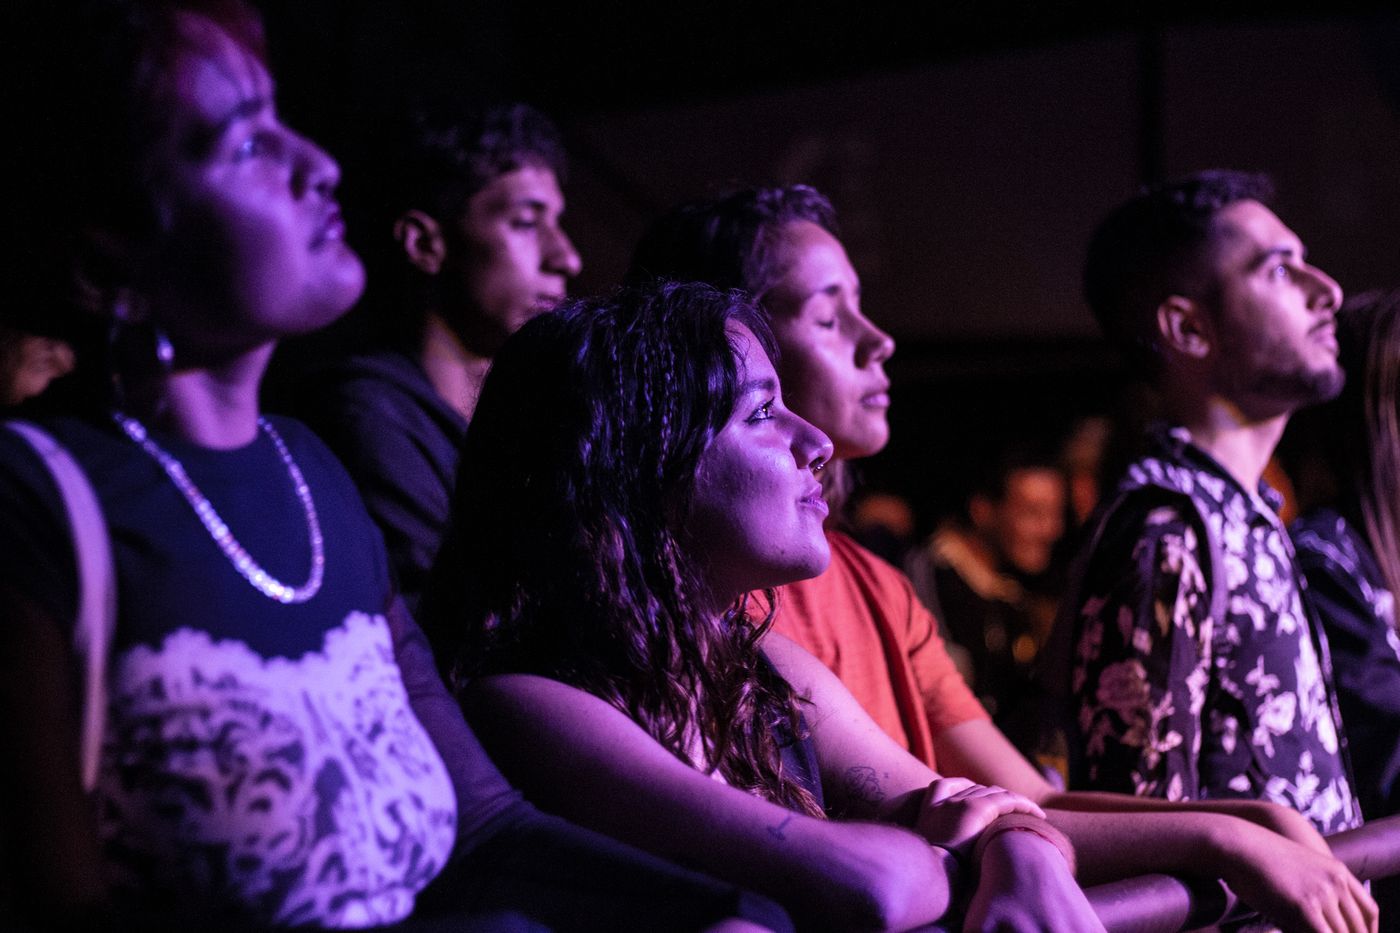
[260,1,1400,532]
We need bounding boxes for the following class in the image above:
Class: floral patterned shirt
[1069,428,1360,834]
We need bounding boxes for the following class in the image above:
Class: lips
[800,482,830,518]
[861,383,892,409]
[1311,319,1339,353]
[310,204,345,249]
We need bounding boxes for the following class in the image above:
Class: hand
[915,777,1045,855]
[963,830,1104,933]
[1222,825,1376,933]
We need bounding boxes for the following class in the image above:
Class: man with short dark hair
[908,447,1066,754]
[1064,170,1360,835]
[303,101,581,611]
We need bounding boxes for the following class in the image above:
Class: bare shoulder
[760,631,844,699]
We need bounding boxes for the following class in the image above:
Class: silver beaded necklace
[112,411,325,604]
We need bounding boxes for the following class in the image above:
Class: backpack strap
[5,421,116,792]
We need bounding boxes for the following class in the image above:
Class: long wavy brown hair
[425,282,825,817]
[1336,291,1400,610]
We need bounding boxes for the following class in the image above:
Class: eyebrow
[213,95,272,136]
[739,376,778,396]
[1247,245,1304,270]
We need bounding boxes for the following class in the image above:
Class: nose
[290,130,341,201]
[855,313,895,368]
[544,224,583,279]
[793,414,835,475]
[1303,262,1342,314]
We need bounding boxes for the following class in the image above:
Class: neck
[420,312,491,422]
[1168,390,1288,491]
[122,343,274,449]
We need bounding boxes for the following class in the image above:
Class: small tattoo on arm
[843,765,888,807]
[766,814,794,840]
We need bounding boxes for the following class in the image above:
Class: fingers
[1343,873,1378,933]
[925,776,978,804]
[1285,865,1376,933]
[1320,865,1375,933]
[940,784,1047,820]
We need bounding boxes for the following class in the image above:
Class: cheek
[468,241,538,307]
[779,354,842,427]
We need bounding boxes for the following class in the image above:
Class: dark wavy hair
[426,281,825,817]
[1325,290,1400,606]
[1082,169,1275,379]
[627,185,839,301]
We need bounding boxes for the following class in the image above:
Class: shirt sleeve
[307,381,453,612]
[1070,502,1213,801]
[904,578,989,735]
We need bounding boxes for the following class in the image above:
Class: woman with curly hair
[624,184,1377,933]
[426,281,1099,931]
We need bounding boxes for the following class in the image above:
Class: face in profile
[447,164,582,354]
[685,323,834,604]
[762,221,895,461]
[143,13,365,357]
[1206,200,1344,415]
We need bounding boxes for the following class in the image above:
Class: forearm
[1044,807,1252,885]
[468,674,959,930]
[1042,791,1329,851]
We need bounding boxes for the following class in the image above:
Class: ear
[1155,295,1212,359]
[393,210,447,276]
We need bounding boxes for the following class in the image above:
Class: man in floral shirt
[1064,170,1362,836]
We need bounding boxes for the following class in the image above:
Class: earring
[107,291,175,411]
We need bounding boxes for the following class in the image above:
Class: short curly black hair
[1083,169,1274,378]
[387,100,567,224]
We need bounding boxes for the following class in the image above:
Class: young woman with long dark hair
[427,281,1102,931]
[625,185,1377,933]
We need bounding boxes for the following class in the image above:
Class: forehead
[727,321,774,381]
[1005,468,1064,502]
[467,164,565,215]
[1210,200,1302,267]
[164,14,271,121]
[773,218,851,267]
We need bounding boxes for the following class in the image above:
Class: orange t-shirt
[771,530,988,769]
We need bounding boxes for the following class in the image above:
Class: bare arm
[933,719,1375,931]
[0,587,108,925]
[464,672,956,930]
[762,634,1101,931]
